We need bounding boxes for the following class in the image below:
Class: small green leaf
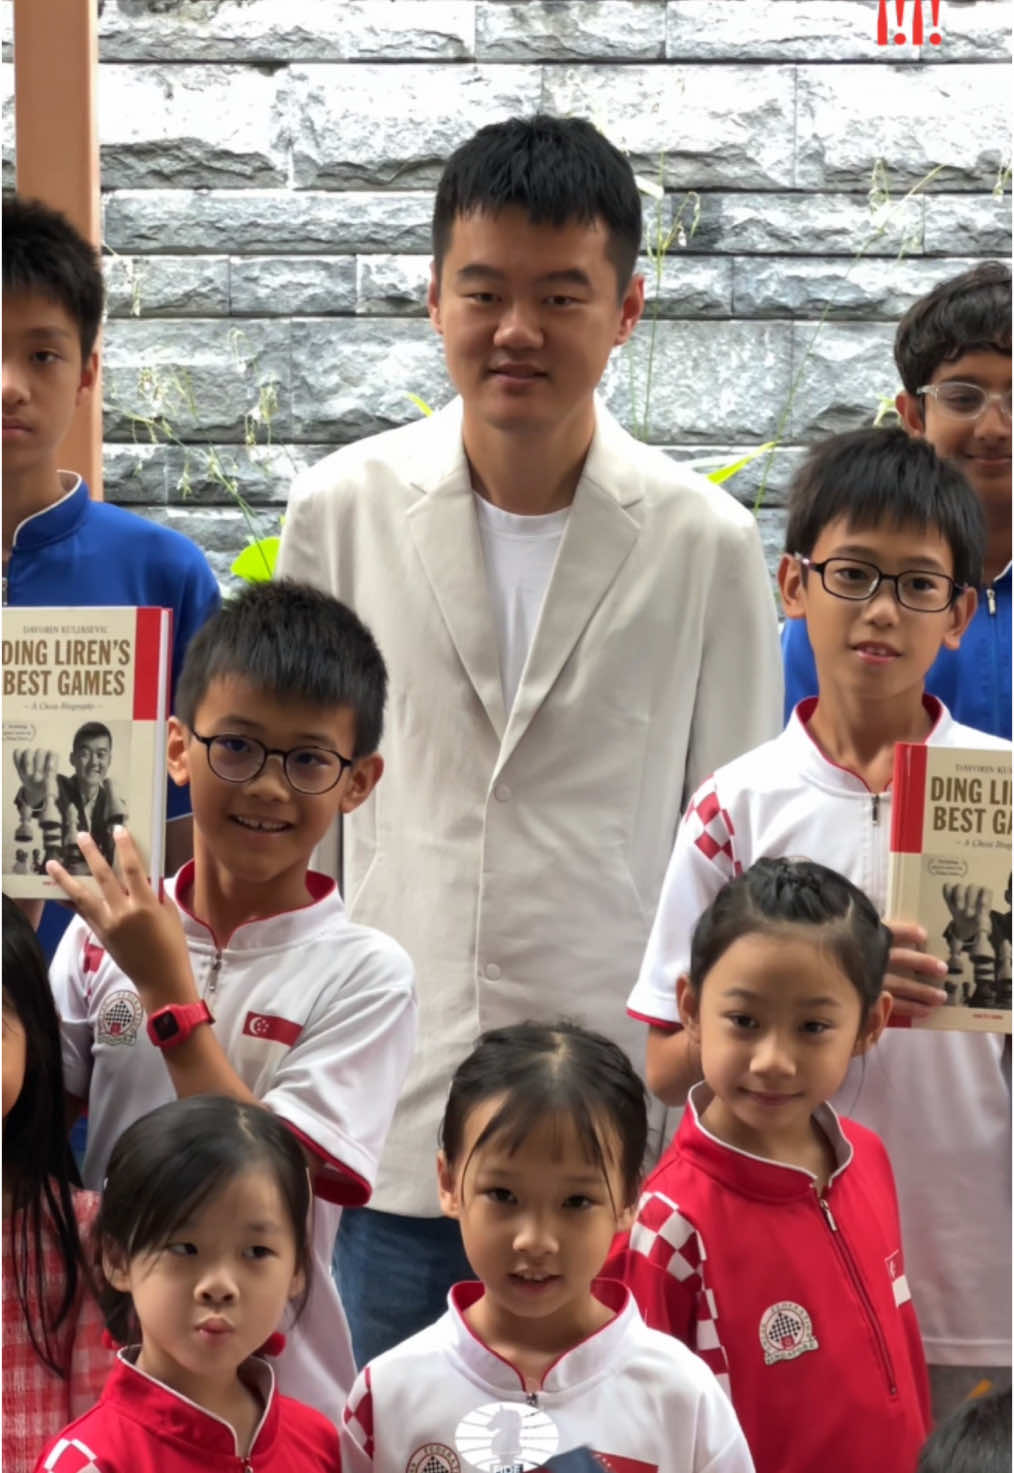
[405,392,434,417]
[705,442,778,485]
[231,537,279,582]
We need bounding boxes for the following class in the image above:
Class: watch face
[152,1011,181,1042]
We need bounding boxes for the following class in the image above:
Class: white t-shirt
[627,697,1011,1368]
[474,493,569,711]
[341,1280,754,1473]
[50,865,417,1425]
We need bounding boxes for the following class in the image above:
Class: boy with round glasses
[783,261,1011,737]
[627,426,1010,1420]
[45,581,418,1427]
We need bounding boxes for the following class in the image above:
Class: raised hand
[884,919,949,1020]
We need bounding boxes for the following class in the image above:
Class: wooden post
[13,0,102,498]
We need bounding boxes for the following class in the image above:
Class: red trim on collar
[626,1006,680,1032]
[170,863,336,948]
[795,694,944,791]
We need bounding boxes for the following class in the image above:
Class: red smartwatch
[147,1001,215,1050]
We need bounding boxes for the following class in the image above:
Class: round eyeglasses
[917,382,1013,422]
[191,731,354,794]
[795,555,963,613]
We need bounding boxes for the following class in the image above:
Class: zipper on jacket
[817,1192,897,1396]
[526,1390,539,1406]
[206,949,223,997]
[871,793,880,825]
[986,584,997,616]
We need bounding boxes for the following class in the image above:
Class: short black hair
[441,1019,648,1211]
[432,114,642,295]
[784,426,986,590]
[916,1386,1011,1473]
[895,260,1012,395]
[72,721,112,751]
[688,858,892,1020]
[175,580,388,757]
[2,194,105,359]
[96,1095,312,1347]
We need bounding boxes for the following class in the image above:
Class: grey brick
[477,2,665,61]
[229,257,357,316]
[104,255,230,317]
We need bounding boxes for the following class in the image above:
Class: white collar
[442,1280,637,1399]
[785,694,952,798]
[165,863,344,952]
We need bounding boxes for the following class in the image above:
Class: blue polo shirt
[5,475,221,952]
[781,562,1012,739]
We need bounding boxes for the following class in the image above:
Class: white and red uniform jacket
[51,865,417,1423]
[626,698,1011,1369]
[610,1088,930,1473]
[34,1350,340,1473]
[341,1280,755,1473]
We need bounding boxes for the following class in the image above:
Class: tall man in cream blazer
[277,114,783,1362]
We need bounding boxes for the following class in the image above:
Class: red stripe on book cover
[242,1011,302,1046]
[132,608,164,720]
[891,742,928,853]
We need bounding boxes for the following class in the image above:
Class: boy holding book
[627,426,1010,1417]
[2,195,221,942]
[782,261,1011,738]
[46,581,418,1426]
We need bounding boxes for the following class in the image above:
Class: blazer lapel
[497,410,644,771]
[406,428,507,741]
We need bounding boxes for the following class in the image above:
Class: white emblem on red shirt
[758,1301,819,1364]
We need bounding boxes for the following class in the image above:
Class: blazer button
[484,963,502,980]
[494,783,511,802]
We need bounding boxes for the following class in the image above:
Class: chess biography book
[887,742,1012,1035]
[2,607,172,898]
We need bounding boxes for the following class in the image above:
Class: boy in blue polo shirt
[783,261,1011,737]
[2,195,220,946]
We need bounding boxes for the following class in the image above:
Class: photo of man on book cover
[7,719,131,877]
[942,876,1013,1011]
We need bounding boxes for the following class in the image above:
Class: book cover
[2,606,172,898]
[888,743,1012,1034]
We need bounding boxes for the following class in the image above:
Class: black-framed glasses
[917,382,1013,422]
[795,555,963,613]
[191,731,354,794]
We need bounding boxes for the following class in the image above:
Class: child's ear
[613,273,645,347]
[102,1244,131,1294]
[436,1151,462,1221]
[76,350,99,405]
[895,390,925,438]
[339,754,383,815]
[777,553,807,622]
[854,993,892,1056]
[676,974,701,1040]
[614,1198,637,1234]
[166,717,191,789]
[288,1265,306,1302]
[940,586,978,652]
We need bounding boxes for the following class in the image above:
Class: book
[887,743,1012,1034]
[2,606,172,899]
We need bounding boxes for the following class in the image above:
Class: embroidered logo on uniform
[242,1011,302,1046]
[97,989,143,1046]
[885,1249,911,1306]
[759,1301,819,1364]
[455,1402,559,1471]
[406,1445,461,1473]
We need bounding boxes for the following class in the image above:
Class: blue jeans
[334,1206,474,1368]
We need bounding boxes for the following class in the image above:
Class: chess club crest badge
[759,1301,819,1365]
[406,1445,461,1473]
[97,989,143,1046]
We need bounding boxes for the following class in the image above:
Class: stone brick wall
[3,0,1010,582]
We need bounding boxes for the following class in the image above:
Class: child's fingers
[72,831,127,905]
[886,919,928,948]
[45,856,101,925]
[884,974,949,1012]
[111,826,152,899]
[888,945,948,981]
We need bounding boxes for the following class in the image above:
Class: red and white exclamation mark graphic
[877,0,943,46]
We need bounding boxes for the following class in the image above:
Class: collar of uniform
[9,472,87,550]
[787,693,949,796]
[680,1082,853,1201]
[165,863,342,951]
[108,1349,278,1458]
[445,1278,636,1397]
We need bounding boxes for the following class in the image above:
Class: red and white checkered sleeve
[340,1366,376,1471]
[625,1191,731,1395]
[627,778,741,1027]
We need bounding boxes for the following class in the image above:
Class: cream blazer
[277,399,783,1214]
